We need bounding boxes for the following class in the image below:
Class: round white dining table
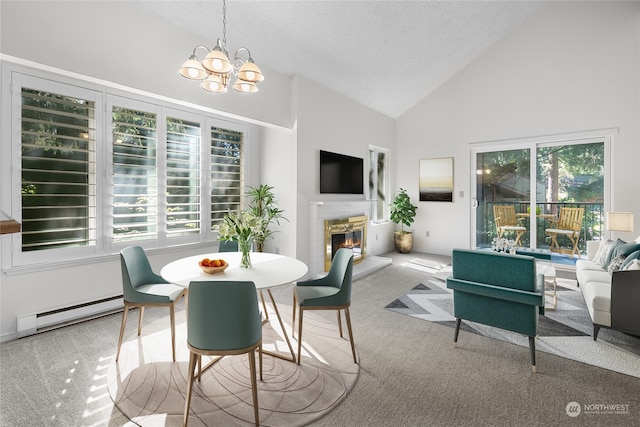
[160,251,308,289]
[161,251,308,362]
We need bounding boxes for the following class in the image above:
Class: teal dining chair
[218,240,238,252]
[218,238,269,319]
[184,280,263,427]
[292,248,357,365]
[116,246,187,362]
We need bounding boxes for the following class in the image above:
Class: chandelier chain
[222,0,227,47]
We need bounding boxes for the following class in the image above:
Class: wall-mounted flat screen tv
[320,150,364,194]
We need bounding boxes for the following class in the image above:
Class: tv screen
[320,150,364,194]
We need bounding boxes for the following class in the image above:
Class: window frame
[368,144,390,224]
[2,65,252,270]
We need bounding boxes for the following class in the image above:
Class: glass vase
[238,236,253,268]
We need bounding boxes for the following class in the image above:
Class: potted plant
[390,188,418,253]
[247,184,287,252]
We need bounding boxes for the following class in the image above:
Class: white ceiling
[135,1,547,119]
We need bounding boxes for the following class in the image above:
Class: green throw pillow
[621,250,640,269]
[614,242,640,258]
[603,238,626,269]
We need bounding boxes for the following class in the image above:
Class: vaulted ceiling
[135,1,547,118]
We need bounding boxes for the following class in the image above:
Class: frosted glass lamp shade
[200,74,228,93]
[232,80,258,93]
[237,61,264,83]
[178,57,208,80]
[202,48,233,74]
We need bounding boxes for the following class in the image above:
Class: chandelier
[178,0,263,94]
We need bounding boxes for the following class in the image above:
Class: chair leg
[593,324,600,341]
[258,344,263,381]
[297,308,304,365]
[453,318,461,344]
[169,303,177,362]
[183,351,198,427]
[137,306,145,336]
[248,350,260,427]
[529,336,536,373]
[292,292,297,338]
[115,304,130,362]
[336,310,343,338]
[259,290,269,321]
[344,307,357,364]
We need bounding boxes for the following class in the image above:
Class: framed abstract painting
[419,157,454,202]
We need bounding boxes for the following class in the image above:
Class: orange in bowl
[199,258,228,274]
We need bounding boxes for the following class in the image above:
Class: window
[7,72,247,267]
[368,145,389,223]
[210,127,243,227]
[20,85,99,256]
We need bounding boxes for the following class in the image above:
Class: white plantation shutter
[166,116,201,237]
[112,106,159,242]
[8,69,249,266]
[210,127,244,227]
[20,87,97,251]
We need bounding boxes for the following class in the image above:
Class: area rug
[107,305,359,426]
[386,275,640,378]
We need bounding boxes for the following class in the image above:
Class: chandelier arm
[191,45,212,58]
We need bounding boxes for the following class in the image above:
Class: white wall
[295,78,396,268]
[396,1,640,255]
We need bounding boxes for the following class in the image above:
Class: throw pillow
[621,250,640,269]
[612,242,640,258]
[623,259,640,271]
[607,254,626,273]
[592,239,614,266]
[603,238,626,269]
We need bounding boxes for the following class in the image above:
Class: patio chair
[493,205,526,247]
[545,207,584,258]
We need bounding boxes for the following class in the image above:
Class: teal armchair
[446,249,545,372]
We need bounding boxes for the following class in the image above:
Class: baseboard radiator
[16,295,124,338]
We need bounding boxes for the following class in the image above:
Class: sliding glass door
[473,136,607,259]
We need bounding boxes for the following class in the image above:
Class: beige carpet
[107,305,359,426]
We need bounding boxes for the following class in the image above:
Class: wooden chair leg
[291,293,297,338]
[169,303,177,362]
[297,308,304,365]
[248,350,260,427]
[344,307,357,364]
[183,352,198,427]
[336,310,343,338]
[115,304,130,362]
[259,290,269,321]
[137,306,144,336]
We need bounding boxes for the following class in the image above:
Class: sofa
[576,237,640,340]
[446,249,545,372]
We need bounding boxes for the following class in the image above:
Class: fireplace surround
[324,215,367,271]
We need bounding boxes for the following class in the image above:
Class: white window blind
[166,116,201,236]
[20,88,97,251]
[112,106,158,242]
[210,127,244,227]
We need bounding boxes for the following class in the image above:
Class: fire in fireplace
[324,215,367,271]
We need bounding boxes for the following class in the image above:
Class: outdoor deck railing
[479,202,604,254]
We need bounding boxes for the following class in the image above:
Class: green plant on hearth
[390,188,417,233]
[247,184,288,252]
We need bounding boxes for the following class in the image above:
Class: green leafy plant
[390,188,417,233]
[247,184,287,252]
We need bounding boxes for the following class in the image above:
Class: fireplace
[324,215,367,271]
